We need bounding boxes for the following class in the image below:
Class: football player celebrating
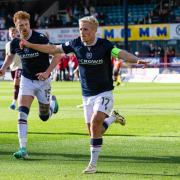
[0,11,59,159]
[20,16,148,173]
[5,27,22,110]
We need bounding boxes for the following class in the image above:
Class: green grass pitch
[0,81,180,180]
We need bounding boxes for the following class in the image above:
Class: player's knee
[18,106,29,121]
[39,114,49,121]
[90,121,100,134]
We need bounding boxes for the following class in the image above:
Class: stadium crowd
[0,0,179,29]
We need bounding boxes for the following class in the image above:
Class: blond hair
[13,11,30,24]
[79,16,99,29]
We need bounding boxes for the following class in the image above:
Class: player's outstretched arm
[0,54,14,76]
[119,50,148,65]
[20,39,64,55]
[36,54,62,80]
[112,47,148,66]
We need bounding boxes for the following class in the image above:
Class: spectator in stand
[157,46,165,67]
[34,13,41,28]
[147,12,152,24]
[89,4,98,18]
[56,54,69,81]
[73,3,82,19]
[0,17,6,29]
[66,5,73,26]
[159,7,169,23]
[55,58,62,81]
[166,46,175,66]
[73,65,80,81]
[98,12,107,26]
[171,47,176,57]
[5,14,14,29]
[148,43,156,57]
[83,4,90,16]
[68,53,78,81]
[49,14,57,28]
[0,2,7,17]
[44,17,49,28]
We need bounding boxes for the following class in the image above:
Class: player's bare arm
[118,50,148,65]
[20,39,64,55]
[36,54,62,80]
[0,54,14,76]
[112,47,148,66]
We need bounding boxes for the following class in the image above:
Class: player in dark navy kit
[20,16,148,173]
[0,11,59,159]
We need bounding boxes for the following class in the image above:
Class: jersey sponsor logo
[20,52,39,59]
[79,59,103,65]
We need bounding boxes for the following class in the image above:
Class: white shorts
[19,76,51,104]
[82,90,114,123]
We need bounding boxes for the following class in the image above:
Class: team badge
[65,41,70,46]
[86,52,92,59]
[24,48,29,53]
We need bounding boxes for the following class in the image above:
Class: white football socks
[12,99,16,105]
[50,97,55,115]
[89,146,101,166]
[104,116,116,126]
[18,123,27,148]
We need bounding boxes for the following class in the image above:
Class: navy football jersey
[62,37,114,96]
[10,31,49,80]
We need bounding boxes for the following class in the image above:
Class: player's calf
[50,95,59,114]
[38,102,50,121]
[38,96,59,121]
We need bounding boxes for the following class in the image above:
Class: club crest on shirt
[86,52,92,59]
[23,48,29,53]
[65,41,70,46]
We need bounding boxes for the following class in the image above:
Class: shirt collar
[83,37,98,46]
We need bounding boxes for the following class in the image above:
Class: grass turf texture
[0,81,180,180]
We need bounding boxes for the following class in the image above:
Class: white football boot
[111,110,126,126]
[82,164,97,174]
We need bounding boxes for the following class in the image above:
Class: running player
[0,11,59,159]
[20,16,148,173]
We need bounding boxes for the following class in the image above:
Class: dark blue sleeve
[62,40,75,54]
[38,34,49,44]
[105,39,114,52]
[10,38,19,55]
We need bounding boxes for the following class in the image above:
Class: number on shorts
[45,89,51,102]
[101,97,110,110]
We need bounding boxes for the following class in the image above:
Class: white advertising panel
[38,28,102,44]
[0,30,8,49]
[170,24,180,39]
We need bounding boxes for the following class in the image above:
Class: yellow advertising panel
[101,24,170,41]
